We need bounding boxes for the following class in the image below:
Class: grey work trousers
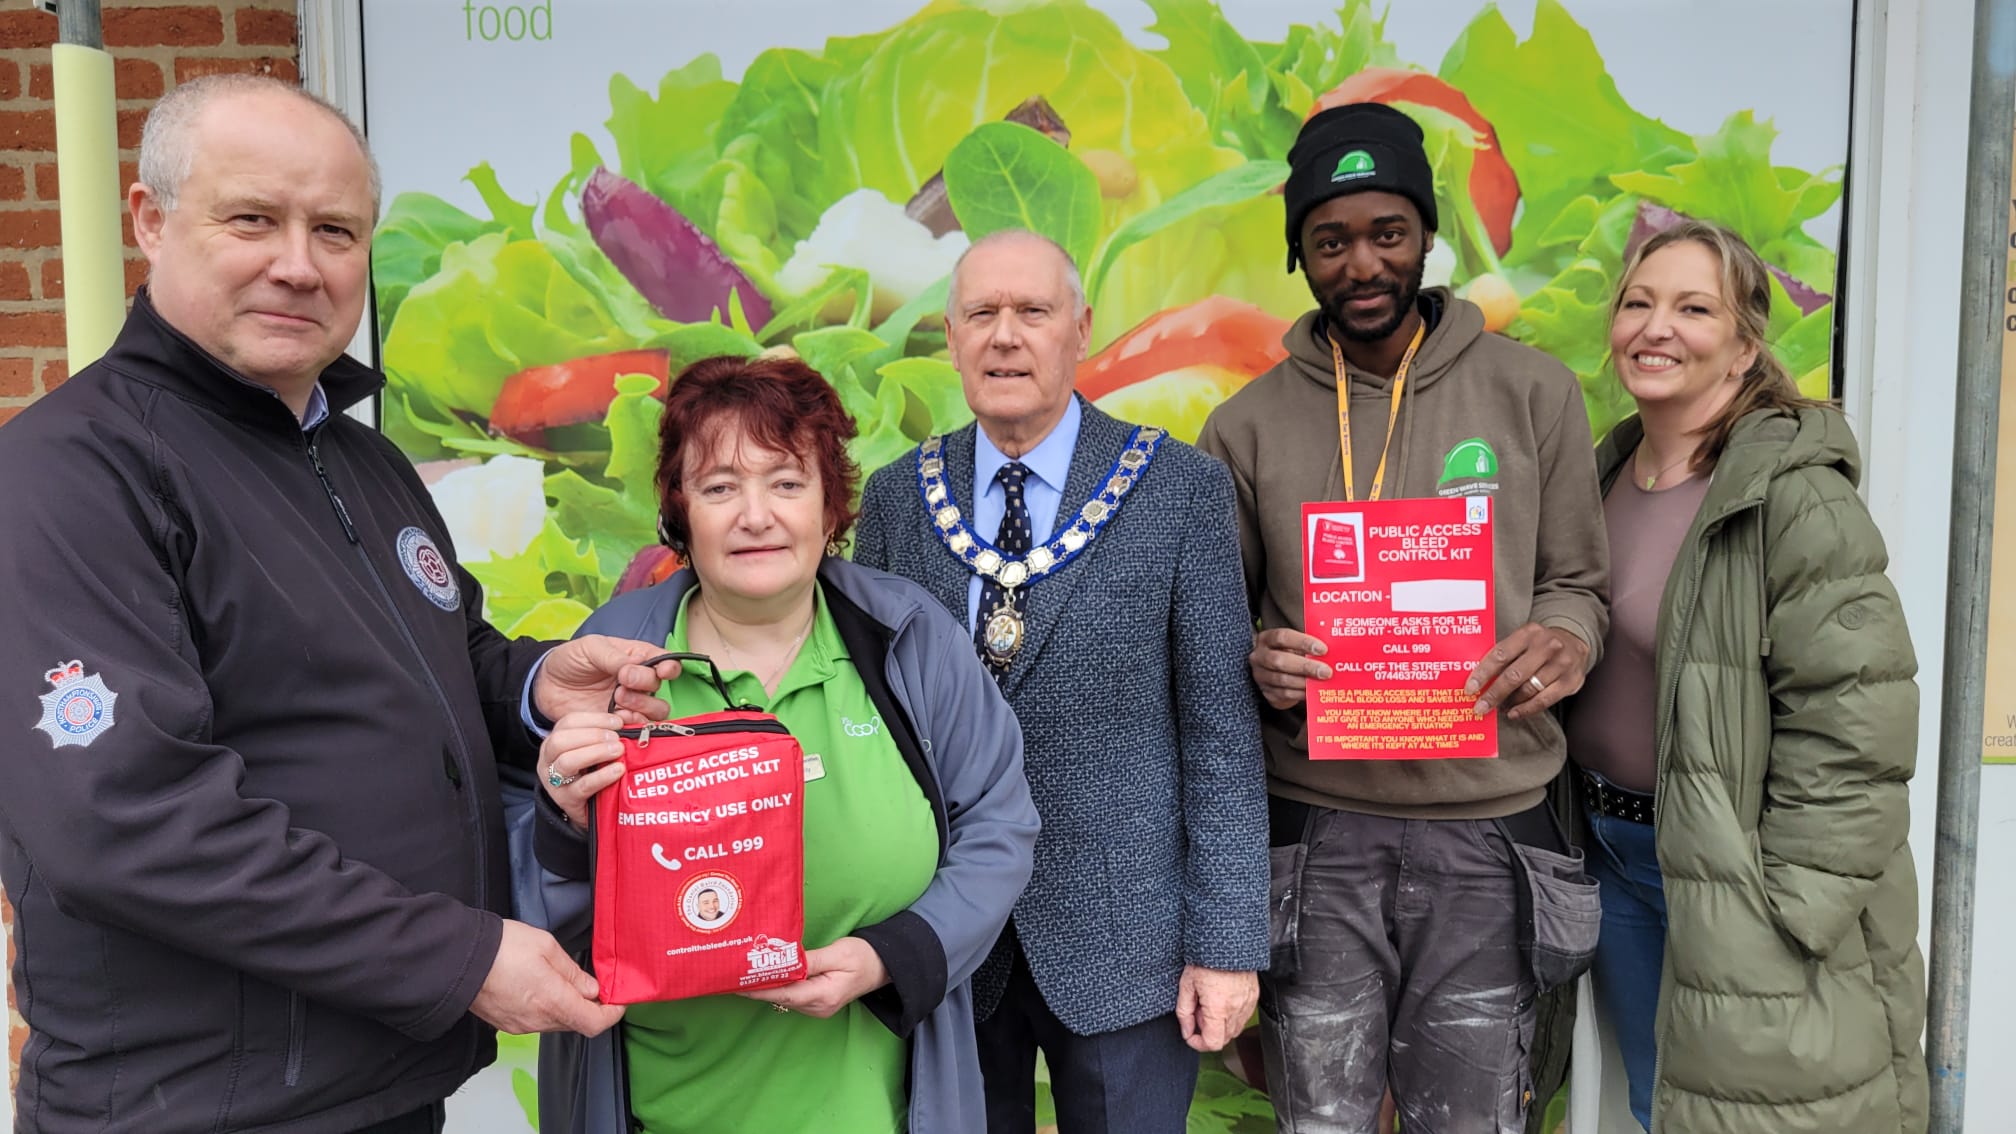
[1260,804,1536,1134]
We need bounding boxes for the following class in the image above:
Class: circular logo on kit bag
[680,873,743,933]
[396,526,461,611]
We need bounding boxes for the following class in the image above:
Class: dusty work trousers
[1260,803,1535,1134]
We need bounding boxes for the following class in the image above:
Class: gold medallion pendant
[982,599,1026,666]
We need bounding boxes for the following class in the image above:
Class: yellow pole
[51,41,125,369]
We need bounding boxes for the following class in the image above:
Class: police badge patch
[35,659,118,748]
[396,526,461,611]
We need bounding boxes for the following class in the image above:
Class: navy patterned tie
[976,461,1033,672]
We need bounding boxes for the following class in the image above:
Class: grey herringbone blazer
[854,399,1268,1035]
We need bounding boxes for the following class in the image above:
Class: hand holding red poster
[1302,497,1496,759]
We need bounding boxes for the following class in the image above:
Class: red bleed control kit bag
[1309,515,1364,581]
[591,652,808,1004]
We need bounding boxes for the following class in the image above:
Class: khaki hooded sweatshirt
[1198,289,1610,819]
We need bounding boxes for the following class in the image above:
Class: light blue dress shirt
[299,384,329,431]
[966,396,1081,632]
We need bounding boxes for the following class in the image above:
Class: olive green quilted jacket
[1592,407,1926,1133]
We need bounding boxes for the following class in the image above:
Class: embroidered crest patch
[35,659,118,748]
[1435,437,1503,498]
[396,526,461,611]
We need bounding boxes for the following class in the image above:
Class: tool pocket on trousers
[1495,1004,1539,1133]
[1267,842,1308,980]
[1512,842,1601,993]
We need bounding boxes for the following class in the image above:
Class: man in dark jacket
[0,76,673,1134]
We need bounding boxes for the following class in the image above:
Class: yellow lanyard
[1331,321,1426,503]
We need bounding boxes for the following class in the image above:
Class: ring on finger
[1527,675,1546,695]
[547,766,577,788]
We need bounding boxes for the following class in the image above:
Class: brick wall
[1,0,302,1090]
[0,0,300,427]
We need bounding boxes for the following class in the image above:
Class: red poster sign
[1302,497,1497,759]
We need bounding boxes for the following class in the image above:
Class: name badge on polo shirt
[804,753,827,782]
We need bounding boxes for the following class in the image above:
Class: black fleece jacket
[0,291,550,1133]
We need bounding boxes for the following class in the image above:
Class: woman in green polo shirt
[520,354,1039,1134]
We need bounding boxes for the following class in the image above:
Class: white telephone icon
[651,843,682,871]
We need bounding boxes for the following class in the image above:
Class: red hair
[655,354,861,555]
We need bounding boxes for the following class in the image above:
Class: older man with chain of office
[854,230,1268,1133]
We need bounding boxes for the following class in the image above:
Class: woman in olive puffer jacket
[1562,220,1926,1133]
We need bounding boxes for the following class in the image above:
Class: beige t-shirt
[1566,470,1711,793]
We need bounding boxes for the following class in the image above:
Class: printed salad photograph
[358,1,1855,1125]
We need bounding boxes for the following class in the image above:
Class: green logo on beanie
[1331,149,1376,182]
[1438,438,1499,485]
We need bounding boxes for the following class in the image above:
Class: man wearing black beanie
[1199,103,1610,1131]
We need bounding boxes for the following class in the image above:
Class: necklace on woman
[698,597,815,693]
[1636,444,1696,491]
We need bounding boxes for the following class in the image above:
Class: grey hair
[138,75,382,222]
[945,229,1087,321]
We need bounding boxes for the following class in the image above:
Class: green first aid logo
[1331,149,1376,182]
[1438,437,1499,485]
